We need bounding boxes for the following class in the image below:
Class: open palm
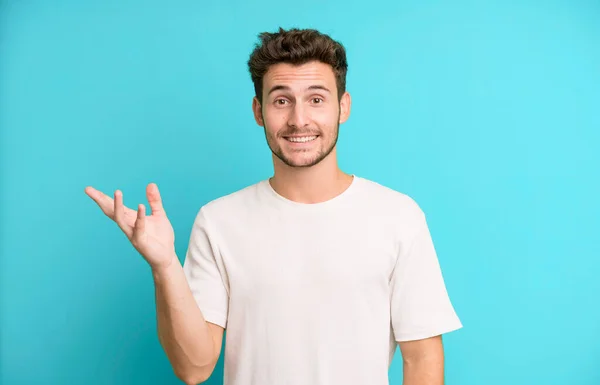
[85,183,176,270]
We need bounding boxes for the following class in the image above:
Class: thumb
[146,183,165,215]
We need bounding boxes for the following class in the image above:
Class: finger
[114,190,133,238]
[85,186,115,218]
[133,203,146,237]
[86,186,136,224]
[146,183,165,216]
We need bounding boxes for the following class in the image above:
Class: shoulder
[193,179,267,223]
[354,176,426,222]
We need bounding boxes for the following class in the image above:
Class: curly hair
[247,27,348,104]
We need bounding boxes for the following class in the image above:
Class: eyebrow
[267,84,331,95]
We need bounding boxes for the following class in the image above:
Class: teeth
[287,136,317,143]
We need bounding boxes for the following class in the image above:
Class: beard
[263,112,340,168]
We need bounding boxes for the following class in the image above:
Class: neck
[269,148,354,204]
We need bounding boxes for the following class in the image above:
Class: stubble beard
[263,112,340,168]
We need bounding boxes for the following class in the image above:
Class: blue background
[1,0,599,384]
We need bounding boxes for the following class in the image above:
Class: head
[248,27,351,168]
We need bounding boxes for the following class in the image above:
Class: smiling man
[86,27,462,385]
[256,61,343,169]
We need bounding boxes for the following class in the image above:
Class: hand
[85,183,176,271]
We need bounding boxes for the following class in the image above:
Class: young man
[85,27,462,385]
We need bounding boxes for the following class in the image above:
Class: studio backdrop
[1,0,599,384]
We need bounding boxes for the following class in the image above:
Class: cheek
[263,111,287,131]
[314,113,338,132]
[313,106,338,122]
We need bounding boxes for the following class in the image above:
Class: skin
[400,336,445,385]
[84,59,445,384]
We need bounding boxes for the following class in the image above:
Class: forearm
[153,255,217,384]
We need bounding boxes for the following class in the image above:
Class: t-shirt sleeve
[390,213,462,342]
[182,206,229,328]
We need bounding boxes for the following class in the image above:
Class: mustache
[279,129,321,137]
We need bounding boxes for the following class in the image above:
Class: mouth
[283,135,319,143]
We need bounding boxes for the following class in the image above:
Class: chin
[280,152,328,168]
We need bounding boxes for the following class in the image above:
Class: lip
[283,135,319,146]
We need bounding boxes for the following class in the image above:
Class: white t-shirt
[182,175,462,385]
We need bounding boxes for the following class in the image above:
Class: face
[252,60,351,168]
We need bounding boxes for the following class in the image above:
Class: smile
[285,135,318,143]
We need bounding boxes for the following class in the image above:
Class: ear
[252,97,264,126]
[338,91,351,124]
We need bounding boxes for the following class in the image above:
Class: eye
[275,98,288,106]
[312,97,324,104]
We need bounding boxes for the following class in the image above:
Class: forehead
[263,61,336,89]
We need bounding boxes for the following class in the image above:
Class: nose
[287,103,309,128]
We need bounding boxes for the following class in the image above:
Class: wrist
[151,252,180,279]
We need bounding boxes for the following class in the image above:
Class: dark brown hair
[247,27,348,104]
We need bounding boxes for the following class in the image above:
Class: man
[85,27,462,385]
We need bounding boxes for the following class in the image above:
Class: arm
[83,185,225,384]
[154,257,224,385]
[399,335,445,385]
[390,210,462,385]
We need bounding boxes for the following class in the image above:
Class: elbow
[180,375,208,385]
[177,372,208,385]
[175,364,214,385]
